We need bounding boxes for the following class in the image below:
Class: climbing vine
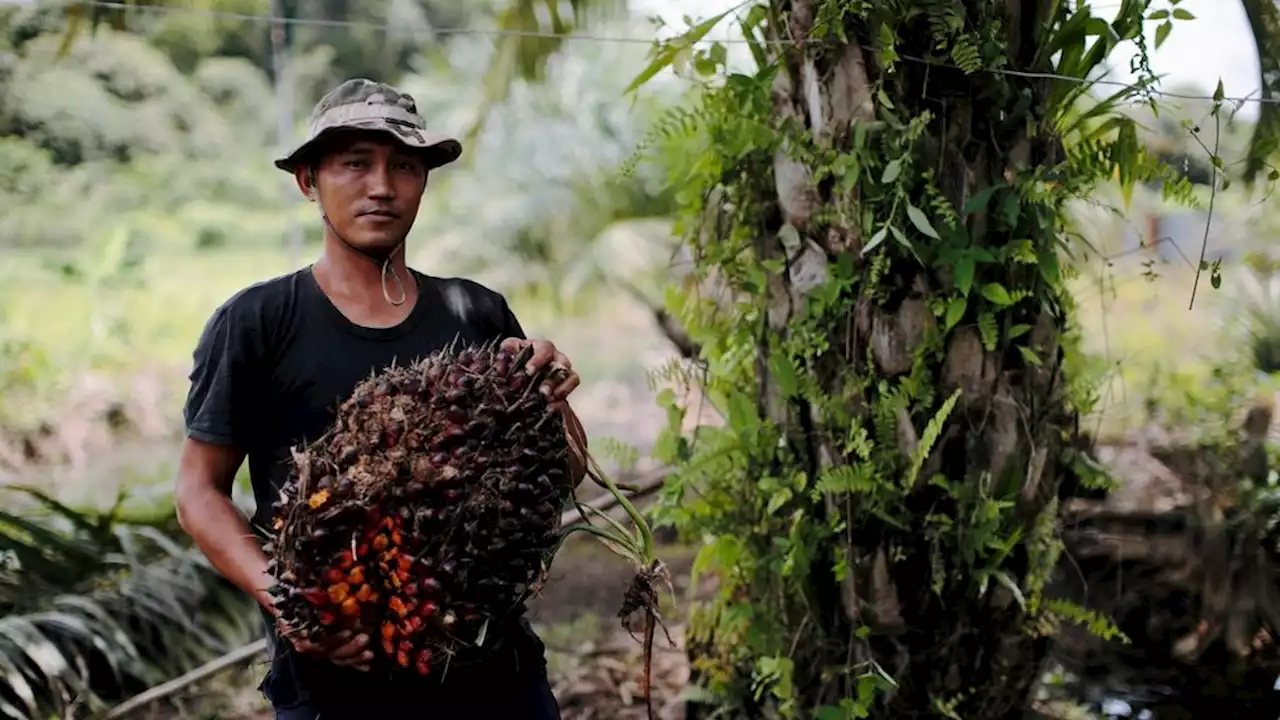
[614,0,1263,717]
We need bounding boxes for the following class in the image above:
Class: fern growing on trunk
[631,1,1204,717]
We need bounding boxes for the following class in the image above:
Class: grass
[0,246,297,429]
[0,241,665,412]
[1067,254,1261,440]
[0,238,678,516]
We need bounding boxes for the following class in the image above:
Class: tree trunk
[667,1,1103,718]
[772,1,1070,714]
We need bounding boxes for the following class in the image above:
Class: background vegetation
[1,0,1279,717]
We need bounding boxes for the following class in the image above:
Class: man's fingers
[289,630,369,660]
[524,338,555,371]
[500,337,525,353]
[332,633,369,659]
[551,373,580,400]
[334,649,374,671]
[331,633,372,671]
[537,350,574,396]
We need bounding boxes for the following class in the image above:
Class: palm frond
[1222,254,1280,374]
[466,0,629,141]
[53,0,225,59]
[0,487,257,719]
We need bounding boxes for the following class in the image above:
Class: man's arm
[177,301,275,613]
[175,439,275,612]
[177,299,372,669]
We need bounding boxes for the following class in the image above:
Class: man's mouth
[360,209,400,219]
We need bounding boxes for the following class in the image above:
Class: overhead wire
[65,0,1277,107]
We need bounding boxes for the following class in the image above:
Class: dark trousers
[271,666,562,719]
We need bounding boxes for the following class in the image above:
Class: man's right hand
[277,617,374,671]
[178,438,378,671]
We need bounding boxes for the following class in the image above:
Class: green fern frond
[977,312,998,351]
[646,355,699,393]
[621,102,711,178]
[817,465,878,495]
[950,37,983,74]
[594,436,644,472]
[904,389,961,488]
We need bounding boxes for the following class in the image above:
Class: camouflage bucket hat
[274,78,462,173]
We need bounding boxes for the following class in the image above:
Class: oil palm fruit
[267,341,574,675]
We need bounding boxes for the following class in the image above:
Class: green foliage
[45,0,499,94]
[0,19,285,250]
[1137,356,1276,445]
[0,486,257,720]
[472,0,629,137]
[417,31,685,305]
[0,2,691,458]
[1226,253,1280,375]
[615,0,1215,716]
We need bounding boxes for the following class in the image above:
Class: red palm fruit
[326,583,351,604]
[414,649,432,676]
[340,597,360,617]
[388,596,407,617]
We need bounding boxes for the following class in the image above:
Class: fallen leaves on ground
[549,623,690,720]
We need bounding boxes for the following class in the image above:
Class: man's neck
[316,230,406,285]
[311,234,420,327]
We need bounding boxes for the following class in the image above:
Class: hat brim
[274,122,463,173]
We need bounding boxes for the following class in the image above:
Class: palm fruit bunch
[264,340,574,676]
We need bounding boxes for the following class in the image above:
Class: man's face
[299,131,428,255]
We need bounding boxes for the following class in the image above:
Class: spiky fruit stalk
[267,341,575,674]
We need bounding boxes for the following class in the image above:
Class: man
[174,78,588,719]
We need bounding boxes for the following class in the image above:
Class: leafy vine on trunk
[630,1,1198,717]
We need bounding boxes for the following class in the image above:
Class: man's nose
[366,163,395,198]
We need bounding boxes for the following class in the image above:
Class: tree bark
[685,1,1079,717]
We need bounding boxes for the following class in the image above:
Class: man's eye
[345,159,367,168]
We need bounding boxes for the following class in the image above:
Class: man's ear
[293,166,316,201]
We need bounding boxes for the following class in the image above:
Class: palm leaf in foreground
[0,487,257,719]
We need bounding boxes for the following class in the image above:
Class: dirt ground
[123,538,700,720]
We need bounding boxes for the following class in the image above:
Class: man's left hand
[500,338,579,410]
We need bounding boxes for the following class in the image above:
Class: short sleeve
[183,302,259,447]
[495,294,527,341]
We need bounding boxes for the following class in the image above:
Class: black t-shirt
[183,266,547,711]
